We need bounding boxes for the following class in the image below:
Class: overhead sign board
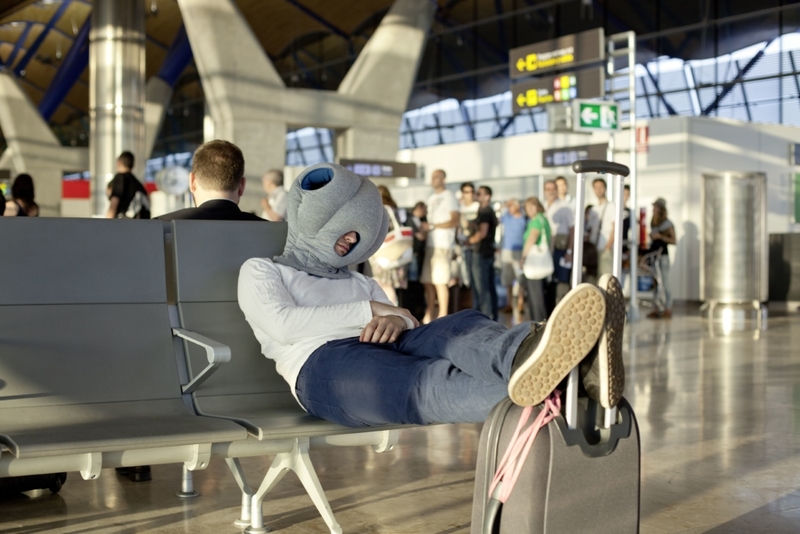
[509,28,605,79]
[542,143,608,168]
[511,68,604,114]
[338,159,418,179]
[572,100,620,131]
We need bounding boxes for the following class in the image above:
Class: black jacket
[157,199,265,222]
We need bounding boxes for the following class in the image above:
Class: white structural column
[144,76,174,161]
[178,0,288,213]
[336,0,436,159]
[89,0,146,215]
[0,72,88,216]
[178,0,434,213]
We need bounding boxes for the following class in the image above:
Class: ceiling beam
[13,0,71,76]
[282,0,350,41]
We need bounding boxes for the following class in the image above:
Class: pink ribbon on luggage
[488,390,562,503]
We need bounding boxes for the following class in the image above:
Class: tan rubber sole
[508,283,606,406]
[598,274,626,408]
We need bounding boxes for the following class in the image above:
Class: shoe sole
[508,283,606,406]
[597,274,626,408]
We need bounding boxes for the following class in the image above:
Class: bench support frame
[243,438,342,534]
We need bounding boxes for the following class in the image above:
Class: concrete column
[336,0,435,159]
[179,0,434,212]
[89,0,146,215]
[178,0,287,213]
[0,72,87,216]
[144,76,173,159]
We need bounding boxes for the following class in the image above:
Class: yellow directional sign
[514,49,576,75]
[509,28,604,79]
[511,68,603,114]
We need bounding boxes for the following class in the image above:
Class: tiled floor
[3,312,800,533]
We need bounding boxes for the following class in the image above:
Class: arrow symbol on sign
[580,106,598,124]
[516,93,527,107]
[516,58,526,71]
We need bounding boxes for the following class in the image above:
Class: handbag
[372,207,414,270]
[523,226,554,280]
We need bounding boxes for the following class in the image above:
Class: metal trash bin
[700,172,768,331]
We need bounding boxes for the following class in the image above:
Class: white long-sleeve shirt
[237,258,411,404]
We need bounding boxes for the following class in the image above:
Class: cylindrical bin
[700,172,768,331]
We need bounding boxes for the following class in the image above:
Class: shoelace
[488,390,562,503]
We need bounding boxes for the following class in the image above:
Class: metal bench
[168,220,400,534]
[0,219,248,482]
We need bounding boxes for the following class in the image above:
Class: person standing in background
[543,180,574,307]
[369,185,408,305]
[647,198,676,319]
[520,197,552,322]
[555,176,574,207]
[499,198,527,314]
[466,186,498,320]
[403,201,429,322]
[421,169,459,323]
[588,178,616,282]
[621,185,632,290]
[457,182,480,292]
[260,169,288,221]
[4,174,39,217]
[105,151,150,219]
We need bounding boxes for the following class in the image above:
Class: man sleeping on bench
[238,163,626,427]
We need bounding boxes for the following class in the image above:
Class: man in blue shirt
[499,199,527,313]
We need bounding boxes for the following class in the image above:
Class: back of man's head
[117,151,134,171]
[192,140,245,192]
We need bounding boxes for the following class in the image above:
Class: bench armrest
[172,328,231,394]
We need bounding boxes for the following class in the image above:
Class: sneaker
[580,274,626,409]
[508,284,606,407]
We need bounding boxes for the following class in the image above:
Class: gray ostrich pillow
[273,163,390,279]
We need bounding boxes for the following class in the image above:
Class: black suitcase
[471,160,640,533]
[0,473,67,495]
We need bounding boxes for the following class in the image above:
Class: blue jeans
[462,248,475,288]
[472,253,498,321]
[295,310,531,427]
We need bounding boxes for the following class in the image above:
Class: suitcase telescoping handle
[564,159,630,431]
[572,159,630,177]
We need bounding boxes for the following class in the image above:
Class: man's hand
[360,315,408,343]
[369,301,420,328]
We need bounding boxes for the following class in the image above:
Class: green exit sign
[573,100,620,132]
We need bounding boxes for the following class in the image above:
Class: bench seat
[0,400,245,459]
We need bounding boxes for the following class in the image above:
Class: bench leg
[245,438,343,534]
[176,464,200,498]
[225,458,254,528]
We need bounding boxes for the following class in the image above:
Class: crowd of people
[373,169,676,323]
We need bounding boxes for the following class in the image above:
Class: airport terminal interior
[3,0,800,533]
